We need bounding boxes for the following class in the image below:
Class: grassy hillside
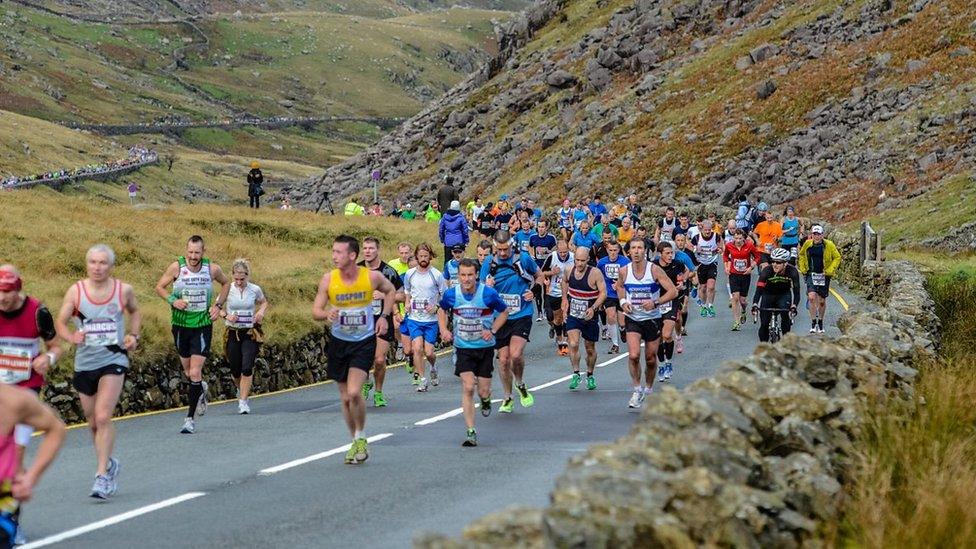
[0,190,439,367]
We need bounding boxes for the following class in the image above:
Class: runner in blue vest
[596,241,630,355]
[438,259,509,447]
[479,230,544,414]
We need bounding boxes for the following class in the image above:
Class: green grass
[866,172,976,245]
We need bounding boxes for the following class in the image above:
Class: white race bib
[83,318,120,346]
[230,309,254,328]
[733,259,747,272]
[182,288,208,312]
[790,247,799,258]
[0,346,32,384]
[371,298,383,316]
[658,301,673,314]
[811,273,826,286]
[500,293,521,313]
[764,243,773,253]
[604,264,620,280]
[410,298,430,313]
[569,298,588,319]
[338,309,368,333]
[457,317,484,341]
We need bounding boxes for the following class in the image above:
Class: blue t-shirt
[514,230,536,254]
[675,250,696,273]
[597,255,631,299]
[589,202,608,219]
[529,233,557,266]
[439,284,508,349]
[572,209,588,228]
[572,231,598,249]
[781,218,801,246]
[443,259,461,283]
[478,251,539,320]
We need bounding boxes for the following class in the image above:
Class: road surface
[20,277,852,548]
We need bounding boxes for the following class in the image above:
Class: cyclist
[752,248,800,343]
[561,248,607,391]
[798,225,841,333]
[723,229,759,331]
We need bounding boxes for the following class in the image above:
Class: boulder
[545,70,578,88]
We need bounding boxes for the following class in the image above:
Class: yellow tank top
[328,267,374,342]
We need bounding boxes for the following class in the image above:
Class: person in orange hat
[247,162,264,209]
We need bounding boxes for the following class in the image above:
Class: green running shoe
[499,398,514,413]
[569,372,582,391]
[373,391,388,407]
[517,383,534,408]
[411,372,420,386]
[353,437,368,463]
[731,321,740,332]
[361,381,373,400]
[462,428,478,447]
[344,444,357,465]
[480,397,492,417]
[407,362,414,375]
[586,375,597,390]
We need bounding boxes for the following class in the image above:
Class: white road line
[415,408,464,426]
[258,433,393,475]
[21,492,207,549]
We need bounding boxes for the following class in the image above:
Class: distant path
[65,116,405,136]
[2,153,159,190]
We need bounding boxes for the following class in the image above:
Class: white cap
[811,225,824,234]
[405,203,412,209]
[450,200,461,210]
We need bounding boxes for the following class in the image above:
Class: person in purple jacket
[439,200,470,269]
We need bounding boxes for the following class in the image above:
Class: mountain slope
[288,0,976,244]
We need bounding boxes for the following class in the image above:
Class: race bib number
[569,298,588,319]
[790,247,799,259]
[520,240,530,252]
[661,231,673,243]
[500,293,521,313]
[658,301,673,314]
[500,223,509,231]
[733,259,747,272]
[457,317,484,341]
[338,310,368,331]
[0,346,31,384]
[481,221,491,230]
[230,309,254,327]
[764,243,773,253]
[535,248,550,260]
[83,318,120,346]
[371,298,383,316]
[410,298,430,313]
[182,288,208,312]
[811,273,826,287]
[604,264,620,280]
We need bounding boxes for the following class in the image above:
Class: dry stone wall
[416,260,939,548]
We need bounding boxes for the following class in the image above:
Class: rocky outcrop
[921,220,976,253]
[417,260,938,547]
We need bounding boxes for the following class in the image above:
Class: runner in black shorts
[358,237,405,408]
[652,241,691,383]
[561,247,606,391]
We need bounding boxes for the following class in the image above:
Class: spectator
[401,203,416,220]
[247,162,264,209]
[127,181,139,204]
[424,201,442,223]
[343,198,366,216]
[438,200,469,269]
[368,202,383,216]
[280,197,292,210]
[437,175,460,214]
[389,201,403,218]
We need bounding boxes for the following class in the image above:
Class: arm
[653,265,678,306]
[11,390,66,502]
[826,241,842,276]
[372,272,396,319]
[560,268,570,317]
[616,265,631,313]
[438,219,446,244]
[254,294,269,325]
[154,261,184,308]
[55,286,82,345]
[311,272,335,322]
[753,268,768,306]
[209,264,231,321]
[122,283,142,351]
[797,242,809,274]
[790,267,801,307]
[437,300,452,343]
[462,218,469,245]
[591,269,607,316]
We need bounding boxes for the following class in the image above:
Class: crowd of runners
[0,194,842,547]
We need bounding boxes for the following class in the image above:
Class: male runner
[561,248,606,391]
[723,229,759,331]
[672,233,696,339]
[155,236,230,434]
[596,241,629,354]
[438,259,509,447]
[688,222,723,318]
[476,240,493,270]
[798,225,841,333]
[529,219,556,322]
[358,237,405,407]
[404,243,447,391]
[653,241,691,382]
[312,235,396,464]
[387,242,414,375]
[55,245,140,499]
[442,245,465,288]
[655,206,678,244]
[541,239,573,355]
[752,248,800,342]
[480,230,544,413]
[753,210,784,269]
[616,239,678,409]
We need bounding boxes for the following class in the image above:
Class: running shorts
[454,347,494,378]
[326,337,376,382]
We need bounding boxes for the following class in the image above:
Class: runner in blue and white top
[404,243,447,392]
[479,230,544,414]
[556,199,574,236]
[615,238,678,410]
[529,219,557,323]
[596,241,630,355]
[442,245,464,287]
[438,258,509,447]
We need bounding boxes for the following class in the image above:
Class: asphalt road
[20,275,852,548]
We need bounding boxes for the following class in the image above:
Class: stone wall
[417,261,939,547]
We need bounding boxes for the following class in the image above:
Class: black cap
[451,244,465,252]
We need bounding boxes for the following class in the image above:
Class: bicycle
[752,307,796,343]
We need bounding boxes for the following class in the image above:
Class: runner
[476,205,495,238]
[154,236,231,434]
[673,212,692,239]
[616,239,678,409]
[480,230,544,413]
[386,242,414,376]
[723,229,759,331]
[541,239,573,356]
[652,241,692,383]
[442,245,465,288]
[437,259,509,447]
[312,235,396,464]
[54,245,141,498]
[404,243,447,391]
[672,233,696,338]
[529,219,556,323]
[798,225,841,334]
[356,237,405,407]
[571,219,598,252]
[752,209,784,269]
[688,221,723,318]
[617,216,636,246]
[780,206,804,265]
[752,248,800,342]
[561,248,607,391]
[513,219,535,257]
[494,202,513,233]
[475,240,493,270]
[0,384,65,549]
[596,241,630,354]
[556,199,574,238]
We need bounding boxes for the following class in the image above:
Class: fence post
[860,221,868,266]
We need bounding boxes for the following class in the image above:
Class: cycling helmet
[771,248,790,262]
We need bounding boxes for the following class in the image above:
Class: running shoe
[548,326,555,339]
[657,364,666,382]
[412,372,421,386]
[416,377,429,392]
[681,326,688,336]
[817,320,825,334]
[731,321,740,331]
[13,526,25,546]
[407,362,414,375]
[361,380,374,400]
[499,398,515,413]
[809,322,817,334]
[609,344,619,354]
[238,400,250,415]
[708,305,716,318]
[197,381,210,417]
[480,397,492,417]
[601,326,609,340]
[537,314,544,322]
[353,438,369,463]
[740,311,747,324]
[586,375,596,390]
[106,457,120,496]
[675,335,684,354]
[90,475,112,499]
[664,362,673,380]
[628,390,641,409]
[463,428,478,447]
[344,444,357,464]
[430,366,439,386]
[699,306,707,317]
[517,383,534,407]
[374,391,388,407]
[640,386,651,403]
[558,344,569,356]
[728,300,732,308]
[569,372,582,390]
[180,417,195,434]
